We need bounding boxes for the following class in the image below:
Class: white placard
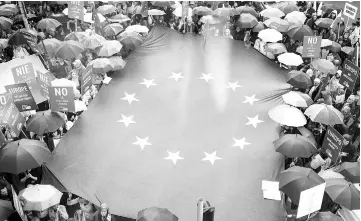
[297,182,326,218]
[262,180,281,201]
[343,3,358,20]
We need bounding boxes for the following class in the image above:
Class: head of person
[343,134,352,146]
[314,78,321,86]
[79,198,94,213]
[159,16,164,23]
[100,203,109,217]
[341,105,351,116]
[337,85,345,94]
[187,17,192,24]
[347,95,356,104]
[235,26,241,32]
[330,10,337,19]
[189,1,195,9]
[343,32,350,39]
[307,2,312,9]
[336,70,342,79]
[312,12,317,20]
[73,59,82,69]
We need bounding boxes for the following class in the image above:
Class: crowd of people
[0,1,359,221]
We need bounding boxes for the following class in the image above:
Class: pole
[345,16,350,28]
[197,197,204,221]
[75,19,78,31]
[18,1,30,30]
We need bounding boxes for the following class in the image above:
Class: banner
[5,83,37,112]
[49,86,75,112]
[340,60,359,92]
[80,66,93,95]
[343,3,358,20]
[68,1,85,21]
[11,185,28,221]
[302,36,322,58]
[0,100,26,137]
[37,71,56,99]
[322,126,344,163]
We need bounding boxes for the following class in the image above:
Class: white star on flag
[116,115,136,127]
[231,138,251,150]
[133,136,152,150]
[243,94,259,105]
[169,72,184,81]
[226,81,242,91]
[164,151,184,165]
[199,73,214,83]
[245,114,263,128]
[121,92,139,104]
[140,78,157,88]
[202,151,222,165]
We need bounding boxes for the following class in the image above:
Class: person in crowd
[74,198,99,221]
[48,204,69,221]
[180,17,195,34]
[96,203,115,221]
[340,134,357,162]
[306,12,318,30]
[302,2,315,19]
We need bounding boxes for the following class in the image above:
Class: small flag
[182,1,189,21]
[141,1,148,17]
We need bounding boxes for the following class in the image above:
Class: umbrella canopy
[147,9,165,16]
[325,41,341,53]
[265,43,287,55]
[136,207,178,221]
[278,53,303,66]
[287,24,313,41]
[309,211,343,221]
[0,38,8,49]
[236,6,258,17]
[338,162,360,183]
[268,104,307,127]
[125,25,149,33]
[108,56,126,70]
[320,4,341,14]
[213,8,240,17]
[117,31,144,50]
[279,166,325,205]
[319,170,345,180]
[26,110,67,135]
[258,28,282,43]
[0,200,13,221]
[282,91,313,107]
[285,11,307,26]
[264,17,289,32]
[0,4,18,16]
[8,31,36,47]
[151,1,176,8]
[108,13,131,23]
[260,8,285,18]
[90,58,114,74]
[48,12,69,24]
[97,4,116,15]
[192,6,213,16]
[236,13,258,29]
[199,15,225,25]
[0,139,50,174]
[37,18,62,30]
[286,70,312,89]
[83,34,106,50]
[96,40,123,57]
[19,184,63,211]
[321,39,333,48]
[274,134,317,158]
[38,38,62,56]
[341,46,355,55]
[103,23,123,37]
[315,18,333,29]
[0,16,12,30]
[311,59,336,74]
[297,126,316,143]
[54,40,84,59]
[279,3,298,15]
[304,104,344,125]
[325,178,360,210]
[252,22,265,32]
[64,31,89,42]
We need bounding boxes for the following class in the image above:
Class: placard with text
[302,36,322,58]
[340,60,359,92]
[68,1,85,21]
[37,71,56,99]
[322,126,344,163]
[0,100,25,137]
[81,66,93,95]
[49,86,75,112]
[5,83,37,112]
[343,3,358,20]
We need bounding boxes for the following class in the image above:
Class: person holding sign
[340,134,356,162]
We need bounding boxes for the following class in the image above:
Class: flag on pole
[140,1,148,17]
[182,1,189,21]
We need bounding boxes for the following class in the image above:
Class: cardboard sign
[11,185,28,221]
[322,126,344,163]
[343,3,358,20]
[302,36,322,58]
[11,62,37,89]
[0,100,25,137]
[0,93,12,127]
[5,83,37,112]
[81,66,93,95]
[68,1,85,21]
[49,86,75,112]
[297,182,326,218]
[37,71,56,99]
[340,60,360,92]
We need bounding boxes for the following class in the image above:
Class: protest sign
[81,66,93,95]
[37,71,56,99]
[11,185,28,221]
[340,60,359,92]
[11,62,37,89]
[0,93,12,126]
[297,182,326,218]
[5,83,37,112]
[302,36,322,58]
[343,3,358,20]
[68,1,85,21]
[322,126,344,163]
[0,100,25,137]
[49,86,75,112]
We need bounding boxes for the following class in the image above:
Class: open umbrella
[264,17,289,32]
[0,16,12,30]
[0,4,18,16]
[265,43,287,54]
[319,170,345,180]
[49,12,69,24]
[90,58,114,74]
[0,200,13,221]
[321,39,333,48]
[54,40,84,59]
[309,211,343,221]
[0,139,49,174]
[305,104,344,125]
[236,13,258,29]
[108,56,126,70]
[8,31,35,47]
[26,110,67,135]
[37,18,61,30]
[279,3,298,15]
[38,38,62,56]
[151,1,176,8]
[258,28,282,43]
[136,206,178,221]
[278,53,303,66]
[338,162,360,183]
[213,8,240,17]
[285,11,307,26]
[311,59,336,74]
[325,41,341,53]
[97,4,116,15]
[252,22,265,32]
[125,25,149,33]
[147,9,166,16]
[260,8,285,18]
[236,6,258,17]
[341,46,355,55]
[325,178,360,210]
[282,91,313,107]
[108,13,130,23]
[19,184,63,211]
[297,126,316,143]
[315,18,333,29]
[286,70,312,89]
[279,166,325,205]
[96,40,123,57]
[64,32,89,42]
[320,4,341,14]
[0,38,8,49]
[274,134,317,158]
[83,34,106,50]
[199,15,224,25]
[268,104,307,127]
[103,23,123,37]
[192,6,213,16]
[287,24,313,41]
[117,31,143,51]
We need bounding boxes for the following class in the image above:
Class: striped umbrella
[287,24,313,41]
[0,16,13,30]
[236,6,258,17]
[304,104,344,125]
[338,162,360,183]
[325,179,360,210]
[236,13,258,29]
[264,17,290,32]
[103,23,124,37]
[282,91,313,107]
[64,32,89,42]
[286,70,312,89]
[274,134,317,158]
[315,18,334,29]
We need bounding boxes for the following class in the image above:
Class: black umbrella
[49,13,69,24]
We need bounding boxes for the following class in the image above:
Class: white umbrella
[282,91,313,107]
[125,25,149,33]
[285,11,306,26]
[319,170,345,179]
[96,40,123,57]
[148,9,166,16]
[260,8,285,18]
[258,28,282,43]
[268,104,307,127]
[83,12,106,24]
[19,185,63,211]
[278,53,304,66]
[321,39,333,47]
